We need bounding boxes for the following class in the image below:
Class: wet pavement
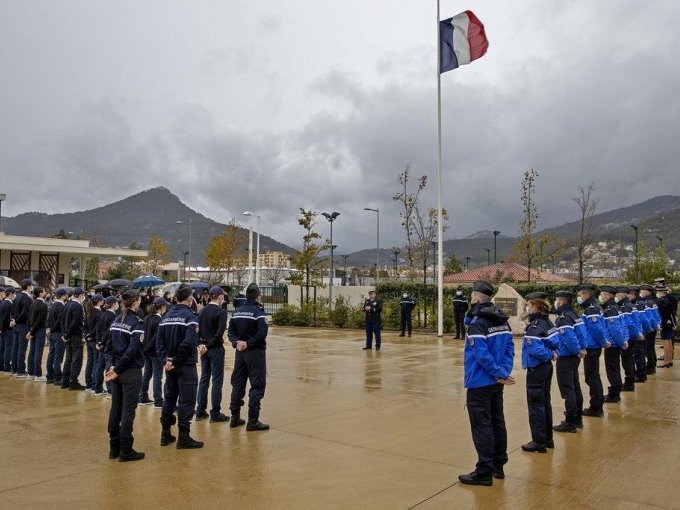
[1,327,679,509]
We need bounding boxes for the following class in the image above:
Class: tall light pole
[363,208,379,283]
[0,193,6,232]
[176,219,193,280]
[465,256,471,271]
[630,224,639,281]
[485,248,491,266]
[322,212,340,308]
[182,251,189,281]
[243,211,261,285]
[392,248,401,278]
[493,230,501,264]
[342,255,350,285]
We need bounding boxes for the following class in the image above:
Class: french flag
[439,10,489,73]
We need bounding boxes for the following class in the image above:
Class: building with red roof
[444,263,575,285]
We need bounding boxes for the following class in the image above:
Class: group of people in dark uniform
[458,278,678,486]
[0,279,270,462]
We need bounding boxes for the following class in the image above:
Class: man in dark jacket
[453,287,470,339]
[61,287,86,390]
[85,294,104,391]
[398,293,415,337]
[196,286,229,423]
[139,296,168,407]
[0,287,14,372]
[46,288,68,384]
[362,290,383,350]
[12,278,33,377]
[27,286,48,380]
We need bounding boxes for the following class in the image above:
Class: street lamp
[493,230,501,264]
[363,208,380,283]
[322,212,340,307]
[465,256,471,271]
[630,224,639,281]
[243,211,261,285]
[392,248,401,278]
[341,255,350,285]
[182,251,189,281]
[176,219,193,280]
[485,248,491,266]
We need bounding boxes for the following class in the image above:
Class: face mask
[656,293,661,299]
[456,291,462,296]
[576,296,584,305]
[554,300,559,310]
[525,305,531,314]
[614,297,620,303]
[598,296,605,304]
[402,294,408,298]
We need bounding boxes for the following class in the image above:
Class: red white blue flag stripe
[439,10,489,73]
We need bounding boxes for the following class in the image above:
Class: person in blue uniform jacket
[639,284,661,373]
[628,286,652,382]
[228,283,270,431]
[156,283,203,449]
[105,289,145,462]
[398,293,415,337]
[600,286,627,404]
[453,287,469,339]
[362,290,383,350]
[576,284,608,418]
[139,296,169,408]
[615,287,642,392]
[553,291,586,433]
[95,296,119,396]
[458,281,514,487]
[85,294,104,391]
[520,292,557,453]
[656,283,676,368]
[232,289,247,309]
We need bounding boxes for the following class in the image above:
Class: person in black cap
[600,287,627,403]
[575,284,608,418]
[94,296,119,396]
[0,287,15,373]
[85,294,104,391]
[458,281,514,487]
[639,284,660,374]
[139,296,169,407]
[228,282,270,431]
[628,286,652,382]
[46,288,68,384]
[362,290,383,350]
[656,284,676,368]
[196,286,229,422]
[0,287,7,372]
[105,288,145,462]
[398,292,415,337]
[233,288,247,310]
[520,292,556,453]
[11,278,34,378]
[453,287,469,339]
[26,286,48,381]
[61,287,87,390]
[614,287,640,392]
[156,283,203,449]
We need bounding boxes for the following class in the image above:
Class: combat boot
[230,410,246,428]
[160,427,176,446]
[458,471,492,486]
[119,447,145,462]
[582,407,603,417]
[177,431,204,449]
[604,387,621,403]
[246,416,270,431]
[553,419,577,433]
[621,381,635,392]
[109,439,120,460]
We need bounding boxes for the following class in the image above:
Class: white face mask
[525,305,532,315]
[614,296,620,303]
[598,295,605,304]
[456,291,462,295]
[554,300,559,310]
[576,296,584,305]
[402,294,408,298]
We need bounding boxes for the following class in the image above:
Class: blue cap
[5,286,16,294]
[153,296,170,307]
[54,288,67,297]
[104,296,118,305]
[92,294,104,302]
[209,286,224,297]
[73,287,85,296]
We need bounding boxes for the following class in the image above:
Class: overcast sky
[1,0,679,251]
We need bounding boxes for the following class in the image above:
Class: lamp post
[550,254,556,274]
[243,211,261,285]
[363,208,380,283]
[342,255,350,285]
[539,238,547,272]
[485,248,491,266]
[182,251,189,281]
[392,248,401,278]
[657,235,664,247]
[0,193,6,232]
[322,212,340,308]
[465,256,471,271]
[176,219,193,280]
[630,224,639,281]
[493,230,501,264]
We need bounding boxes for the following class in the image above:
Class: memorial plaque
[494,297,518,317]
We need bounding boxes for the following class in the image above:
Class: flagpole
[436,0,444,337]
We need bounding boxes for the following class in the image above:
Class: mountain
[1,187,296,264]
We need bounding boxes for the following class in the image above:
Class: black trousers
[108,368,143,448]
[62,335,83,387]
[556,356,582,421]
[400,313,412,335]
[161,365,198,432]
[645,330,657,371]
[621,342,635,383]
[633,339,647,380]
[583,348,604,410]
[466,383,507,477]
[454,313,465,338]
[230,349,267,420]
[526,361,553,445]
[604,347,622,395]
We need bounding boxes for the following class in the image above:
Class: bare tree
[572,183,599,283]
[413,206,448,327]
[519,169,539,283]
[262,262,289,286]
[393,165,427,270]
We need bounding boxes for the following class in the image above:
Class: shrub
[330,304,350,328]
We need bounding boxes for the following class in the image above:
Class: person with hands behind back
[105,289,145,462]
[458,281,515,487]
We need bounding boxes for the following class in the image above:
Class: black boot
[582,407,603,417]
[575,414,583,429]
[177,430,204,449]
[521,441,547,453]
[230,410,246,428]
[458,471,492,486]
[604,388,621,403]
[553,420,577,433]
[160,427,176,446]
[119,447,145,462]
[246,416,270,432]
[109,440,120,460]
[621,381,635,392]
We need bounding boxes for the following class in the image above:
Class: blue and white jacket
[522,313,557,369]
[580,297,608,349]
[554,306,583,357]
[602,300,627,348]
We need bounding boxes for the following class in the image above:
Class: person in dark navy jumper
[156,283,203,449]
[362,290,383,350]
[11,278,33,377]
[139,297,169,408]
[0,287,8,372]
[46,288,68,384]
[94,296,119,396]
[521,292,557,453]
[453,287,469,339]
[628,286,652,383]
[196,286,229,423]
[615,287,641,392]
[601,287,628,404]
[576,284,608,418]
[458,281,515,487]
[232,289,247,310]
[105,289,146,462]
[61,287,87,390]
[228,283,270,431]
[656,284,676,368]
[0,287,15,372]
[26,286,48,381]
[398,292,415,337]
[639,284,661,373]
[85,294,104,391]
[553,291,587,433]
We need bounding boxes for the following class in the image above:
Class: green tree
[444,254,463,275]
[519,168,539,282]
[289,209,328,304]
